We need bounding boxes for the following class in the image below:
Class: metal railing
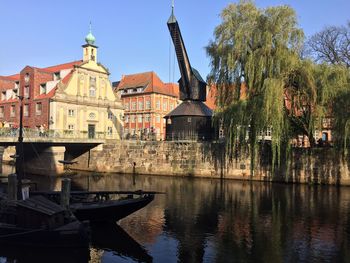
[0,128,115,140]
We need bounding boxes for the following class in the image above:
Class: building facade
[0,29,123,139]
[114,72,179,140]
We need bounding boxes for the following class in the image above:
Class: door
[88,124,95,139]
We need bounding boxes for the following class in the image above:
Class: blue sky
[0,0,349,83]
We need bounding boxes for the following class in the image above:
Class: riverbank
[70,140,350,186]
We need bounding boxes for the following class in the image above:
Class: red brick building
[114,71,179,140]
[0,61,80,129]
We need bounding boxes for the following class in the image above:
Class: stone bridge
[0,129,109,176]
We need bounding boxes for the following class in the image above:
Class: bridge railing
[0,128,113,140]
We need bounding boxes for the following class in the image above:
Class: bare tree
[308,23,350,68]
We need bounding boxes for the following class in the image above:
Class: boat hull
[71,195,154,222]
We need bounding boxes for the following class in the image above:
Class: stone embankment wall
[72,140,350,186]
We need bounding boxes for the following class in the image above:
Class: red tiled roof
[205,85,216,110]
[36,71,73,99]
[164,83,179,97]
[61,71,73,85]
[0,74,20,81]
[42,60,82,72]
[35,87,57,99]
[116,71,179,97]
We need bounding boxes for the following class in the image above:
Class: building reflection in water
[3,165,350,262]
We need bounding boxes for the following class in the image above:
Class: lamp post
[15,95,24,200]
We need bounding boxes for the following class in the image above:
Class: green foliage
[207,1,304,173]
[207,1,350,174]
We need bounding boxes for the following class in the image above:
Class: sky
[0,0,349,83]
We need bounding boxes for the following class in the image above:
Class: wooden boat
[0,97,89,248]
[0,195,89,248]
[31,190,157,222]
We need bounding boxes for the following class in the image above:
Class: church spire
[168,0,176,24]
[85,22,96,45]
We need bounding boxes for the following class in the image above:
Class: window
[68,124,74,130]
[156,100,160,110]
[137,87,143,92]
[24,73,30,82]
[68,109,75,117]
[90,76,96,85]
[40,84,46,95]
[145,114,150,122]
[163,102,167,111]
[130,115,135,123]
[187,117,191,123]
[125,102,129,110]
[15,81,19,89]
[24,104,29,117]
[170,103,174,110]
[131,102,136,110]
[36,103,42,115]
[156,115,160,123]
[138,115,142,123]
[24,86,29,98]
[108,112,113,120]
[138,101,143,110]
[89,112,96,119]
[10,105,16,117]
[127,89,133,94]
[89,86,96,97]
[1,91,6,101]
[53,72,60,80]
[0,106,4,118]
[107,126,113,136]
[12,89,18,99]
[145,100,151,109]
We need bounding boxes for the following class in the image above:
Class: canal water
[1,166,350,262]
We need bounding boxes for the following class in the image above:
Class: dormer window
[1,91,6,101]
[40,84,47,95]
[53,72,60,81]
[137,87,143,92]
[12,89,18,99]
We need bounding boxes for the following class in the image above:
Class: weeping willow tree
[314,64,350,153]
[206,1,310,175]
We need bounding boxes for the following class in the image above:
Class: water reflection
[2,164,350,262]
[73,174,350,263]
[90,222,152,263]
